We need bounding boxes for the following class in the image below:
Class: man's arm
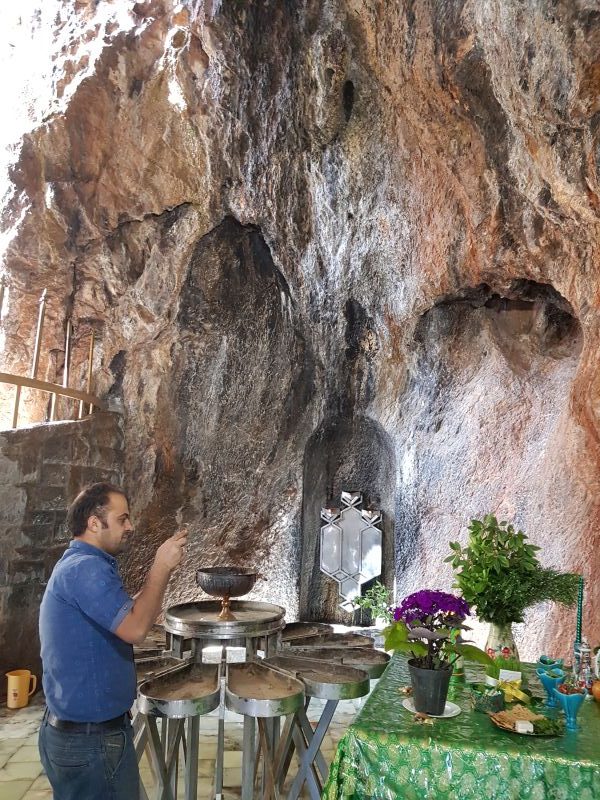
[115,529,187,645]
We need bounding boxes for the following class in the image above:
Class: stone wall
[0,412,123,693]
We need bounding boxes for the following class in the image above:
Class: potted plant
[384,589,492,715]
[353,581,393,628]
[446,515,579,659]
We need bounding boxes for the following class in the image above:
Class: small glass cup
[536,655,564,673]
[553,686,586,731]
[536,667,565,708]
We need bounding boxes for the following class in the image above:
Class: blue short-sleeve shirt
[39,539,136,722]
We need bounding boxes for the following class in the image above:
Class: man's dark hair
[67,482,128,537]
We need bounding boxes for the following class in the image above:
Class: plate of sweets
[489,704,565,737]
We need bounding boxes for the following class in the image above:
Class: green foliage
[383,623,428,658]
[485,655,521,680]
[453,643,495,669]
[532,717,565,735]
[446,515,579,625]
[383,620,493,671]
[353,581,393,623]
[382,621,408,648]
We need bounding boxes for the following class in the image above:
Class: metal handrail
[0,372,105,413]
[0,283,102,428]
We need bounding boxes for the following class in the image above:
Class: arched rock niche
[300,416,396,623]
[124,216,314,617]
[397,280,590,659]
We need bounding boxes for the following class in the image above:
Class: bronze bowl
[196,567,261,620]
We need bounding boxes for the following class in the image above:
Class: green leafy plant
[383,589,494,671]
[353,581,393,624]
[446,515,579,626]
[532,717,565,735]
[485,655,521,680]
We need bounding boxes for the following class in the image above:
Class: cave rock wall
[1,1,600,658]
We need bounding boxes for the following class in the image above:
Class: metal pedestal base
[134,715,200,800]
[155,602,284,800]
[276,699,339,800]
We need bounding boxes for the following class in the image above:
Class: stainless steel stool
[225,661,304,800]
[137,662,221,800]
[265,654,369,800]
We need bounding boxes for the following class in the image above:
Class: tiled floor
[0,689,366,799]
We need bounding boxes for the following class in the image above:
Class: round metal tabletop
[164,600,286,640]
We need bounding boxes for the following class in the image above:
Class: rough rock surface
[1,1,600,658]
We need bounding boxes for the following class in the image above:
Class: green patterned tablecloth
[323,653,600,800]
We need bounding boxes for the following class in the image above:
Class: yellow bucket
[6,670,37,709]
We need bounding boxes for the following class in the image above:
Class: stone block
[7,745,41,763]
[0,757,42,781]
[10,560,46,583]
[67,464,123,497]
[0,451,25,486]
[26,485,66,512]
[41,434,73,464]
[26,511,56,527]
[0,412,123,686]
[43,544,69,577]
[86,412,124,449]
[40,461,70,487]
[0,779,36,798]
[52,520,69,543]
[20,525,55,545]
[70,435,90,464]
[21,522,56,544]
[13,447,41,484]
[93,446,124,473]
[0,487,27,524]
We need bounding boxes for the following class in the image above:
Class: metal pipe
[50,318,71,421]
[0,275,7,321]
[78,330,95,419]
[12,288,47,428]
[30,289,47,379]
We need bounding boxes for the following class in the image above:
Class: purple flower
[392,590,470,627]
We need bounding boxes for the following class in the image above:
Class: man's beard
[116,536,131,555]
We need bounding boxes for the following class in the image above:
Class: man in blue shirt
[39,482,187,800]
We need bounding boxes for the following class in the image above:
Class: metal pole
[12,288,46,428]
[50,318,71,421]
[215,646,226,799]
[184,715,199,800]
[0,275,7,321]
[78,330,95,419]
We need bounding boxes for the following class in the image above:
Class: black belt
[45,710,130,733]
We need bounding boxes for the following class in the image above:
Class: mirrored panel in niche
[320,491,382,612]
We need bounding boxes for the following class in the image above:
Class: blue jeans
[39,713,140,800]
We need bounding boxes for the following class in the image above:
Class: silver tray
[284,646,390,679]
[282,632,374,649]
[138,662,221,719]
[264,654,369,700]
[134,647,164,660]
[135,655,188,687]
[164,600,285,639]
[225,662,304,718]
[281,622,333,642]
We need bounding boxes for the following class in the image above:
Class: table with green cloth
[322,653,600,800]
